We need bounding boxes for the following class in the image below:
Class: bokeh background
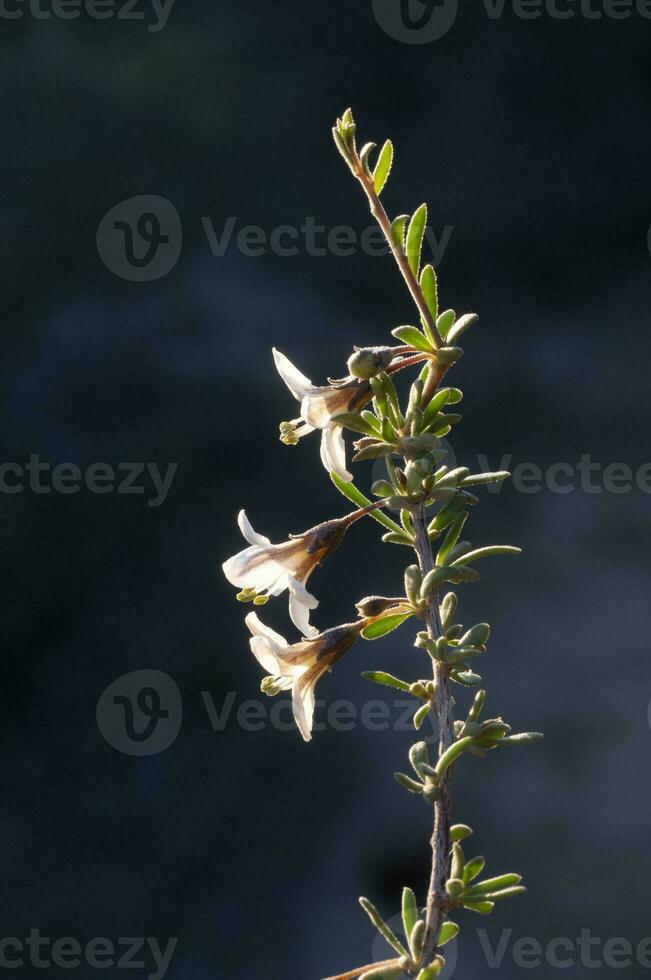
[2,2,651,978]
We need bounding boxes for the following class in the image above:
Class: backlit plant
[223,109,542,980]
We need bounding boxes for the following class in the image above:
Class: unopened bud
[347,346,394,380]
[356,596,398,617]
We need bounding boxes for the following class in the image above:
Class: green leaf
[358,897,409,958]
[422,388,450,424]
[434,736,474,778]
[413,703,431,730]
[330,473,403,535]
[461,900,495,915]
[362,671,411,693]
[437,514,468,567]
[382,531,415,547]
[420,264,439,343]
[391,325,434,353]
[462,857,486,883]
[436,309,456,341]
[391,214,409,251]
[447,313,478,345]
[461,471,510,486]
[359,141,377,176]
[420,565,451,598]
[466,874,522,895]
[438,921,460,946]
[406,203,428,277]
[331,412,380,437]
[362,613,411,640]
[450,824,473,842]
[394,772,424,794]
[373,139,394,195]
[451,545,522,566]
[402,887,418,940]
[500,732,544,745]
[482,886,527,902]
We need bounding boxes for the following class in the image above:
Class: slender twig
[349,143,456,972]
[352,165,440,350]
[341,127,459,974]
[413,506,455,969]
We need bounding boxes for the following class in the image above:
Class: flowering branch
[223,108,542,979]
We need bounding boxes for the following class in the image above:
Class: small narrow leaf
[434,736,474,777]
[331,412,380,437]
[447,313,478,345]
[382,531,415,547]
[373,139,394,195]
[461,471,510,486]
[436,309,456,341]
[361,614,412,640]
[362,671,411,693]
[420,565,451,598]
[406,203,428,277]
[391,214,409,251]
[436,514,468,567]
[462,856,486,883]
[451,545,522,566]
[394,772,424,794]
[420,264,439,342]
[413,703,431,730]
[391,325,434,353]
[402,887,418,940]
[450,824,473,842]
[438,921,460,946]
[466,873,522,895]
[461,900,495,915]
[358,897,409,958]
[359,141,377,176]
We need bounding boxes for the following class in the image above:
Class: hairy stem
[413,506,455,970]
[353,167,439,351]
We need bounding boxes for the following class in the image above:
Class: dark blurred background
[1,2,650,978]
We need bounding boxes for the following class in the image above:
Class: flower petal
[292,673,317,742]
[320,426,352,482]
[222,547,287,592]
[288,582,319,639]
[273,348,313,401]
[245,611,287,651]
[237,509,271,547]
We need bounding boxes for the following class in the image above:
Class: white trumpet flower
[245,612,365,741]
[274,348,371,482]
[222,510,349,637]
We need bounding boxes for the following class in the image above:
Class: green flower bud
[347,346,394,380]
